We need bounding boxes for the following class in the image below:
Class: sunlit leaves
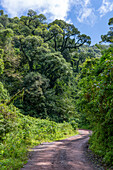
[77,46,113,165]
[0,28,13,47]
[23,72,49,117]
[101,17,113,44]
[39,52,72,87]
[0,49,4,74]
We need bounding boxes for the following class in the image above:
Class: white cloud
[84,0,90,6]
[66,19,73,24]
[1,0,71,21]
[1,0,97,25]
[72,0,96,25]
[98,0,113,17]
[77,8,92,22]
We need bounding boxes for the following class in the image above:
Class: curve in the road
[21,130,97,170]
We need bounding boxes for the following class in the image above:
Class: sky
[0,0,113,45]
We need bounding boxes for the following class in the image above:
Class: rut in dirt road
[21,130,97,170]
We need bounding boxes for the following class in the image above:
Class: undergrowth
[0,103,77,170]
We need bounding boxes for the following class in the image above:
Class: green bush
[77,47,113,166]
[0,103,77,170]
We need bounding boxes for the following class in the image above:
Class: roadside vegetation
[77,47,113,167]
[0,102,77,169]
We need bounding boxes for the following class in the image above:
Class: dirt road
[21,130,97,170]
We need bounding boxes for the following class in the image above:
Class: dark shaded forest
[0,9,113,169]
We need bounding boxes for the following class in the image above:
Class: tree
[0,49,9,103]
[0,49,4,75]
[0,28,13,48]
[101,17,113,44]
[22,72,49,118]
[38,52,72,91]
[71,44,103,74]
[34,24,49,39]
[20,10,46,30]
[0,9,90,123]
[77,47,113,165]
[0,10,8,28]
[17,35,44,71]
[46,20,91,55]
[18,51,75,121]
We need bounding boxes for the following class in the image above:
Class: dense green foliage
[77,47,113,166]
[71,44,107,74]
[0,9,80,169]
[0,9,90,122]
[101,17,113,43]
[0,103,77,169]
[74,18,113,167]
[0,9,113,168]
[76,19,113,167]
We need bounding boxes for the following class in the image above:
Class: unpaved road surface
[22,130,97,170]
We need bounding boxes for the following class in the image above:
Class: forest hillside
[0,9,113,169]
